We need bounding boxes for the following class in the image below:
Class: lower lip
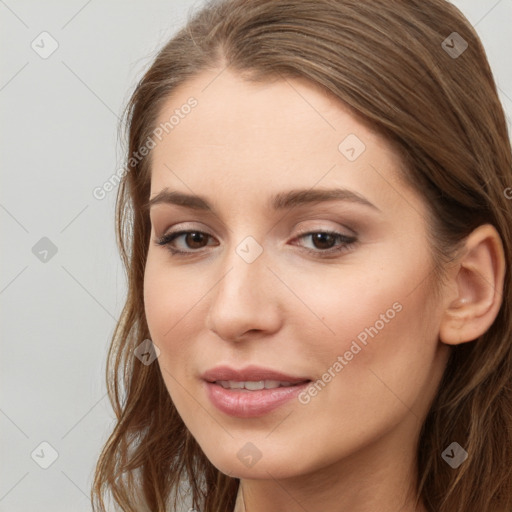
[204,381,311,418]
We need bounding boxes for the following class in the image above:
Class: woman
[91,0,512,511]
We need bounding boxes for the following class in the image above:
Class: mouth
[201,365,313,417]
[209,379,311,391]
[203,378,312,418]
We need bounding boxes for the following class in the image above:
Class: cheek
[143,259,205,421]
[286,263,407,356]
[143,255,201,341]
[143,257,201,390]
[290,251,438,391]
[296,269,439,429]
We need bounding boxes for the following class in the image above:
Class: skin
[143,68,505,512]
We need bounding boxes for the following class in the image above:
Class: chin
[202,444,306,480]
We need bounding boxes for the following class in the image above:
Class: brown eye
[309,232,337,250]
[155,230,216,254]
[182,232,209,249]
[293,230,358,258]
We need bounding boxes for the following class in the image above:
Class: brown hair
[91,0,512,510]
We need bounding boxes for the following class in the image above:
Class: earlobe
[439,224,506,346]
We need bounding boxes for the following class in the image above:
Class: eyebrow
[144,187,381,213]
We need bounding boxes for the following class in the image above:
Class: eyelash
[154,228,357,259]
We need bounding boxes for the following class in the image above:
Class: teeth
[245,381,265,390]
[216,380,296,390]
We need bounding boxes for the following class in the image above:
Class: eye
[154,228,358,258]
[291,229,357,258]
[155,230,216,255]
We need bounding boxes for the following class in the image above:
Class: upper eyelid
[155,215,359,234]
[159,223,357,239]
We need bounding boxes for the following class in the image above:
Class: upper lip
[202,365,311,384]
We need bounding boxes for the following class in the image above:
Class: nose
[205,243,283,342]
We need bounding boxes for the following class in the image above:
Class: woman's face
[144,68,452,480]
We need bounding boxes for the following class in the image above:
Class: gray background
[1,1,511,510]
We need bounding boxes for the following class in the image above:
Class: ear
[439,224,506,346]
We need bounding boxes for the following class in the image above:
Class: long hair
[91,1,512,510]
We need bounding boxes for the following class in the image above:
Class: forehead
[147,68,424,221]
[153,68,374,153]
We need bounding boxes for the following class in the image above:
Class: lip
[201,364,310,384]
[201,365,311,418]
